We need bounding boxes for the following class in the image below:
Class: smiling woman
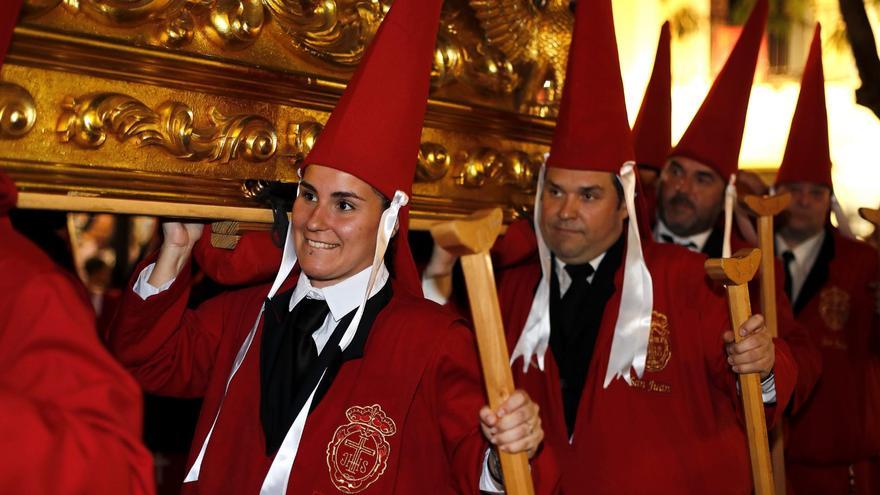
[293,165,388,289]
[102,0,550,493]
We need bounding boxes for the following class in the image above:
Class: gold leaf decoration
[453,147,541,191]
[0,83,37,139]
[202,0,265,50]
[264,0,387,66]
[284,119,324,166]
[56,92,277,163]
[416,142,450,182]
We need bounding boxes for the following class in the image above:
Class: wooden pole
[431,208,535,495]
[15,191,463,239]
[859,207,880,233]
[705,248,775,495]
[743,192,791,495]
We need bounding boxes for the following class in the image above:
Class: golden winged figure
[469,0,573,116]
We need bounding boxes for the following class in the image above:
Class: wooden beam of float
[430,208,535,495]
[705,248,775,495]
[15,191,456,236]
[743,192,791,495]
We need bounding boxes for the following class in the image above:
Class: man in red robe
[645,0,821,414]
[773,24,880,495]
[494,1,797,492]
[107,0,551,493]
[0,172,155,494]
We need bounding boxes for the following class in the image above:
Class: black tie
[553,263,594,436]
[260,296,330,454]
[660,233,697,251]
[782,251,795,301]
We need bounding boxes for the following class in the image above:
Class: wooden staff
[743,192,791,495]
[15,191,447,242]
[430,208,535,495]
[860,207,880,237]
[705,248,775,495]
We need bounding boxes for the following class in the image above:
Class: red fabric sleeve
[107,257,231,398]
[193,231,280,286]
[422,322,487,494]
[0,273,154,494]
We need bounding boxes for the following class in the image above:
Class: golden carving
[284,119,324,166]
[416,142,449,182]
[22,0,569,108]
[203,0,265,50]
[0,83,37,139]
[56,92,277,163]
[469,0,573,115]
[264,0,387,66]
[819,286,851,331]
[453,147,541,191]
[646,311,672,373]
[59,0,188,27]
[154,6,195,48]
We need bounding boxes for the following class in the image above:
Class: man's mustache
[668,193,695,210]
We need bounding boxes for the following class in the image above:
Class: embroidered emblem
[819,286,850,331]
[645,311,672,373]
[326,404,397,494]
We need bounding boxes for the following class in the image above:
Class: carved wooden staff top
[705,248,775,495]
[431,208,535,495]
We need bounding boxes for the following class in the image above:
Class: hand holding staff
[743,192,791,494]
[706,248,775,495]
[431,208,536,495]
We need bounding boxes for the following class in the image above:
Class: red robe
[0,216,154,494]
[496,221,797,494]
[784,230,880,495]
[108,257,548,494]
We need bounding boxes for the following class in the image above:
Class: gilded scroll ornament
[0,83,37,139]
[285,119,324,166]
[203,0,265,50]
[416,142,450,182]
[264,0,387,66]
[453,147,541,191]
[59,0,188,27]
[468,0,573,115]
[56,92,277,163]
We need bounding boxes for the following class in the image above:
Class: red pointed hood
[633,21,672,171]
[546,0,634,172]
[775,24,832,189]
[301,0,444,295]
[669,0,768,179]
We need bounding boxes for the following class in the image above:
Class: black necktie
[564,263,594,297]
[782,251,795,301]
[660,233,697,251]
[553,263,594,436]
[260,296,330,454]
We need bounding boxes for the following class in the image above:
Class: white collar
[654,219,712,252]
[289,263,390,322]
[553,252,606,279]
[776,230,825,270]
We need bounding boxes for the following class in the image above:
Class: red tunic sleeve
[695,260,796,428]
[0,272,154,495]
[420,321,487,494]
[107,257,236,398]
